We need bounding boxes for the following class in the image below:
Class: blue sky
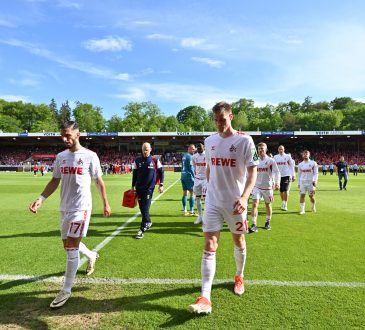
[1,0,365,119]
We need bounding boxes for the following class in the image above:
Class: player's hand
[292,176,296,182]
[274,184,279,190]
[29,199,43,214]
[312,182,316,187]
[103,203,111,217]
[233,197,247,215]
[158,185,164,193]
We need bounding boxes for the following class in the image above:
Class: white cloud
[0,19,17,28]
[181,38,205,48]
[57,0,82,9]
[191,57,225,68]
[0,38,115,79]
[114,88,146,101]
[8,71,44,87]
[133,21,153,25]
[146,33,173,40]
[114,73,131,81]
[0,95,29,102]
[83,36,132,52]
[180,37,217,50]
[117,82,241,110]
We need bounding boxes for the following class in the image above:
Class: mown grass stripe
[1,274,365,288]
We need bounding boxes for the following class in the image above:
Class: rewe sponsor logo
[211,158,236,167]
[258,168,269,172]
[61,166,83,175]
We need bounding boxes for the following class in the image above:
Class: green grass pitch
[0,171,364,329]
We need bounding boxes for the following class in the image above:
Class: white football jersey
[53,148,103,211]
[255,155,280,189]
[192,152,206,180]
[205,131,259,208]
[298,160,318,183]
[273,153,295,177]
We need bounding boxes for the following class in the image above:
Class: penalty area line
[1,274,365,288]
[78,179,180,268]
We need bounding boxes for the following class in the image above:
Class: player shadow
[0,230,60,239]
[0,271,65,291]
[0,283,231,328]
[115,221,203,238]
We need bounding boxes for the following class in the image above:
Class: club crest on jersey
[62,159,67,164]
[229,144,237,152]
[211,146,216,151]
[77,158,83,165]
[252,147,259,161]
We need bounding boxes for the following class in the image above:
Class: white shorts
[202,202,248,234]
[299,182,316,195]
[60,210,91,239]
[251,187,273,204]
[193,178,207,196]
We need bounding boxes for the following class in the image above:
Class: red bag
[122,189,138,208]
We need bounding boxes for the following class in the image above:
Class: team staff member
[335,156,349,190]
[181,144,196,216]
[29,121,111,309]
[132,142,164,239]
[273,145,295,211]
[189,101,258,314]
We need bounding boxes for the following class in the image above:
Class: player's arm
[29,177,61,214]
[131,161,137,190]
[157,159,164,193]
[313,162,319,186]
[95,176,111,217]
[272,161,280,189]
[233,165,257,214]
[290,157,296,182]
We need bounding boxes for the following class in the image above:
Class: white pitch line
[79,179,180,268]
[1,274,365,288]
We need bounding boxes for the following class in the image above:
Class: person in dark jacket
[132,142,164,239]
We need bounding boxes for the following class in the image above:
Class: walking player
[29,121,111,308]
[188,101,258,314]
[297,150,318,214]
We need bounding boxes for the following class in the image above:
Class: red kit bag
[122,189,138,208]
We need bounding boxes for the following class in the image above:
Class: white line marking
[79,179,180,267]
[1,274,365,288]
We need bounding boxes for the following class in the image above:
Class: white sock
[79,242,97,260]
[251,216,257,225]
[201,250,216,301]
[196,197,202,216]
[234,241,247,277]
[62,249,79,293]
[300,203,305,211]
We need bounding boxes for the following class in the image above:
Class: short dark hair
[212,101,232,114]
[60,121,79,130]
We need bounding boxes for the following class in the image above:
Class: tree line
[0,96,364,133]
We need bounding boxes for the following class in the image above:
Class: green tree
[176,105,209,131]
[49,98,58,121]
[59,100,72,124]
[161,116,183,132]
[0,114,22,132]
[329,97,354,110]
[73,102,106,132]
[107,115,124,132]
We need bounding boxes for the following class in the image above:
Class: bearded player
[29,121,111,308]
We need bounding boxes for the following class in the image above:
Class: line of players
[181,141,321,233]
